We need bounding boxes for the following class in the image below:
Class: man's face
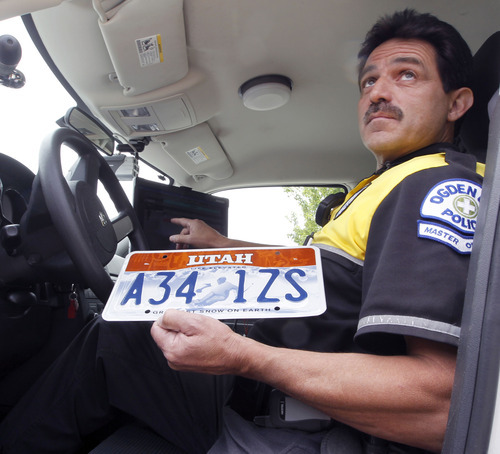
[358,38,457,166]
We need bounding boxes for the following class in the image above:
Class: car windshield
[0,16,305,246]
[0,17,74,173]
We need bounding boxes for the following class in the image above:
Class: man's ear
[448,87,474,122]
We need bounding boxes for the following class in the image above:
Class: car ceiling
[2,0,500,193]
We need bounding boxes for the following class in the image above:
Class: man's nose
[369,77,392,104]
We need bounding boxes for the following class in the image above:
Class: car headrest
[459,32,500,163]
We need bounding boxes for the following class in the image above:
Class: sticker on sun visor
[420,179,481,235]
[186,147,209,165]
[136,35,164,67]
[417,221,474,254]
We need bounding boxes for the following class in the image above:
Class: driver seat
[443,31,500,453]
[459,31,500,163]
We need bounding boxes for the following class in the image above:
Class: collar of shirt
[375,142,458,175]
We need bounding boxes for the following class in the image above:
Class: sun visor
[0,0,63,21]
[157,124,234,181]
[93,0,188,96]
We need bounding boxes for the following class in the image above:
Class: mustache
[363,101,404,125]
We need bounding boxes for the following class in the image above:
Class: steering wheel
[38,128,148,302]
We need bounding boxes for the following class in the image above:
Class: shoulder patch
[418,221,474,254]
[420,179,482,235]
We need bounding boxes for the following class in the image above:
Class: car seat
[443,31,500,453]
[459,32,500,163]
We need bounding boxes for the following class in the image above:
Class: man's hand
[169,217,273,249]
[151,309,246,375]
[169,218,228,249]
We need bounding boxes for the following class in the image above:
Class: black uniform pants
[0,317,231,454]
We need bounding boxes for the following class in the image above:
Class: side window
[216,186,345,246]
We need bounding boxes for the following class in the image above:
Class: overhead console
[101,94,195,136]
[92,0,188,96]
[29,0,233,183]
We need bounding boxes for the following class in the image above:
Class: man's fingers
[169,233,183,243]
[169,230,190,245]
[170,217,191,227]
[155,309,185,331]
[156,309,205,335]
[169,220,193,245]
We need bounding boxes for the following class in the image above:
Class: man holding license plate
[0,9,485,454]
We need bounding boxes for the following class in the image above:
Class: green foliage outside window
[284,186,345,245]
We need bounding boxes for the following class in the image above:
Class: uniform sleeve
[354,165,482,354]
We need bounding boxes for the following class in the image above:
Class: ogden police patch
[417,221,474,254]
[419,179,482,253]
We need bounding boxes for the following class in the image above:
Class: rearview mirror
[64,107,115,156]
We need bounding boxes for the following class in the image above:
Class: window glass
[216,187,297,246]
[216,186,342,247]
[0,17,74,173]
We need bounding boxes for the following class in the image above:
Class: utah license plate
[102,247,326,321]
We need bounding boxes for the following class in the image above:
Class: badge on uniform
[418,179,482,254]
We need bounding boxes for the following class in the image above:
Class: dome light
[238,75,293,111]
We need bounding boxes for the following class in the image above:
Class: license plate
[102,247,326,321]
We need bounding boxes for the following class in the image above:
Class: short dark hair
[358,9,473,93]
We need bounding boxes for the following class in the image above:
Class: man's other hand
[151,309,245,375]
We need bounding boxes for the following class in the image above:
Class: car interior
[0,0,499,452]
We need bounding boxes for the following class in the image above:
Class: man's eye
[362,78,376,89]
[401,71,416,80]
